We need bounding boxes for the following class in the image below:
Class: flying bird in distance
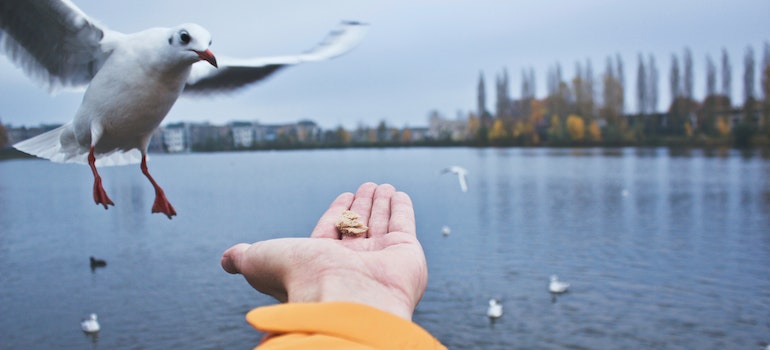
[441,166,468,192]
[0,0,368,219]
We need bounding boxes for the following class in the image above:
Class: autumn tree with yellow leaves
[488,119,509,145]
[566,115,585,141]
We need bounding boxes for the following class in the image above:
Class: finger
[368,184,396,237]
[311,192,354,239]
[388,191,416,236]
[343,182,378,240]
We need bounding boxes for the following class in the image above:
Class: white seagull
[80,313,100,333]
[549,275,570,294]
[0,0,368,219]
[441,166,468,192]
[487,298,502,319]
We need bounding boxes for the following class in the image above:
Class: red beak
[195,49,218,68]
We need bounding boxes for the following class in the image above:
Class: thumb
[220,239,299,302]
[221,243,250,274]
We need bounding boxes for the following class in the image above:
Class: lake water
[1,147,769,349]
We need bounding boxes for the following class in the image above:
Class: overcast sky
[1,0,768,129]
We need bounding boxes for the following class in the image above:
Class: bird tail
[13,124,142,166]
[13,124,86,163]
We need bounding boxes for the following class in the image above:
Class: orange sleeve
[246,302,447,350]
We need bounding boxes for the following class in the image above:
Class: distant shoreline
[3,141,768,162]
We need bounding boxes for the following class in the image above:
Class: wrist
[287,267,415,320]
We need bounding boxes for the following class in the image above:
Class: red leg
[141,155,176,219]
[88,146,114,209]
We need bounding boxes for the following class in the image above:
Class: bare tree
[702,55,720,135]
[495,68,510,120]
[616,54,625,115]
[520,67,536,119]
[706,55,717,97]
[648,54,659,113]
[744,46,756,123]
[670,54,681,99]
[637,53,648,114]
[547,63,570,119]
[521,69,532,100]
[764,42,770,101]
[547,64,558,97]
[721,48,731,102]
[601,56,625,131]
[573,61,585,116]
[529,67,537,98]
[572,59,596,118]
[668,53,689,133]
[762,42,770,129]
[683,47,694,99]
[477,71,488,119]
[585,59,595,117]
[744,46,756,104]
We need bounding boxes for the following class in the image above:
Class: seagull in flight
[0,0,367,219]
[441,166,468,192]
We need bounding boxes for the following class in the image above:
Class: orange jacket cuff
[246,302,447,349]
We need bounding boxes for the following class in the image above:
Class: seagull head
[168,23,217,68]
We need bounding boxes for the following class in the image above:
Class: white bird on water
[487,299,502,319]
[81,313,100,333]
[1,0,367,219]
[549,275,570,294]
[441,166,468,192]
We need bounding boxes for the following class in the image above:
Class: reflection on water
[417,147,769,349]
[83,331,99,349]
[0,147,768,349]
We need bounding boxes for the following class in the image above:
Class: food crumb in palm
[336,210,369,237]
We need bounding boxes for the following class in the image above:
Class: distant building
[258,124,281,143]
[162,123,189,152]
[295,120,321,143]
[428,111,468,141]
[188,123,231,151]
[4,117,434,154]
[404,127,430,142]
[230,121,255,148]
[5,124,62,146]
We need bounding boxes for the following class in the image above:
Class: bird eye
[179,30,191,44]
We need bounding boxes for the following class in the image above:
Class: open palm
[221,183,428,320]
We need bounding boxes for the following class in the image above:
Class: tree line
[470,42,770,148]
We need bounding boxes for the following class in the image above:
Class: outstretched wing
[0,0,115,91]
[441,166,469,192]
[184,21,368,94]
[457,172,468,193]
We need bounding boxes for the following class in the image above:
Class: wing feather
[184,21,368,94]
[0,0,112,91]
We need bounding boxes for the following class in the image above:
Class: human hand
[221,182,428,320]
